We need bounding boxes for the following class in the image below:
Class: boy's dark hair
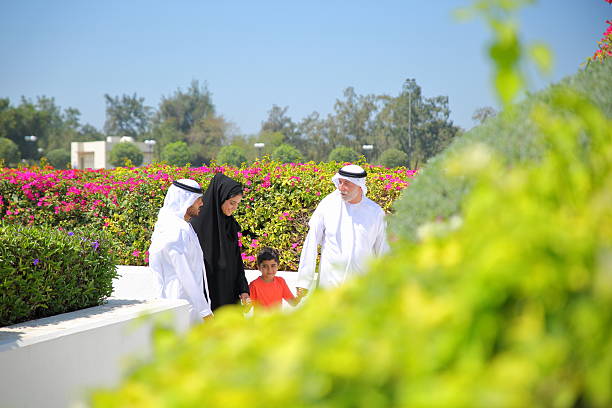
[257,247,279,266]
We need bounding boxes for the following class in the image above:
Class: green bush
[45,148,71,169]
[216,145,247,167]
[0,161,412,270]
[161,141,192,166]
[109,142,143,167]
[327,146,360,163]
[0,224,118,326]
[390,58,612,241]
[378,148,409,168]
[0,137,20,167]
[91,88,612,407]
[271,143,303,164]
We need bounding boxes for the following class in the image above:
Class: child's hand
[296,287,309,298]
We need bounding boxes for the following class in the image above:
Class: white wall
[112,265,301,301]
[0,298,190,408]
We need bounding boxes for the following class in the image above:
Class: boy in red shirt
[249,247,303,309]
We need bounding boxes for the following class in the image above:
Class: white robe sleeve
[373,213,390,256]
[168,247,213,318]
[296,207,325,289]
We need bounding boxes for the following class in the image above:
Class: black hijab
[191,173,248,310]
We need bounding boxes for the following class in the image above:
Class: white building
[70,136,155,169]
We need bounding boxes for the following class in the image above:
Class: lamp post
[362,144,374,163]
[144,139,156,163]
[254,142,265,157]
[23,135,38,163]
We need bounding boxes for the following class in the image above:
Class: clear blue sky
[1,1,609,135]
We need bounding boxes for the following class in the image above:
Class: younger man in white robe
[149,179,213,323]
[296,164,390,294]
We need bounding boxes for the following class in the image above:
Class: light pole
[254,142,265,158]
[144,139,156,163]
[23,135,38,163]
[362,144,374,163]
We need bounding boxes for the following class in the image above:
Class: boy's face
[259,259,278,280]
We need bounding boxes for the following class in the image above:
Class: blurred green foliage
[92,87,612,407]
[160,141,192,167]
[0,224,117,326]
[391,54,612,242]
[378,148,409,168]
[327,146,360,163]
[91,1,612,407]
[271,143,303,164]
[109,142,144,167]
[0,137,20,166]
[44,148,71,169]
[216,145,248,167]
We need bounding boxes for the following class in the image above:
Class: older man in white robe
[149,179,213,323]
[296,164,390,293]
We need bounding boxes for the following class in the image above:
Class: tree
[104,93,152,138]
[328,87,381,154]
[472,106,497,124]
[78,124,105,142]
[0,137,20,166]
[156,80,215,134]
[272,144,303,164]
[328,146,360,163]
[161,141,192,167]
[295,111,330,161]
[216,145,247,167]
[378,148,409,168]
[375,79,459,168]
[45,148,71,169]
[260,105,297,144]
[187,115,229,165]
[109,142,143,167]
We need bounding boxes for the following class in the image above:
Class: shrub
[0,161,415,270]
[271,143,303,164]
[328,146,360,163]
[45,148,71,169]
[0,224,118,326]
[0,137,20,167]
[109,142,143,167]
[378,148,409,168]
[91,88,612,408]
[161,141,192,166]
[216,145,247,167]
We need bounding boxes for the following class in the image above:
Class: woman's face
[221,194,243,216]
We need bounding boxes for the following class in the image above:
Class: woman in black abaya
[191,173,250,310]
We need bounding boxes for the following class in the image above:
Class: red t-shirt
[249,276,295,308]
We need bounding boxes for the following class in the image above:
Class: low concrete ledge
[112,265,301,300]
[0,298,190,408]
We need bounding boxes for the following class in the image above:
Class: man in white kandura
[296,164,390,294]
[149,179,213,324]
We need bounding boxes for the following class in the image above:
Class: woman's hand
[239,293,251,305]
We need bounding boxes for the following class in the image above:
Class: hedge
[0,160,416,270]
[90,87,612,407]
[0,224,117,326]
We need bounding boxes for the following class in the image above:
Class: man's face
[221,194,243,216]
[185,197,203,219]
[338,178,362,203]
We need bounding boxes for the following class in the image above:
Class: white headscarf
[157,179,203,221]
[331,164,368,196]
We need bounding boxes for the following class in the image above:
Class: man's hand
[296,287,309,298]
